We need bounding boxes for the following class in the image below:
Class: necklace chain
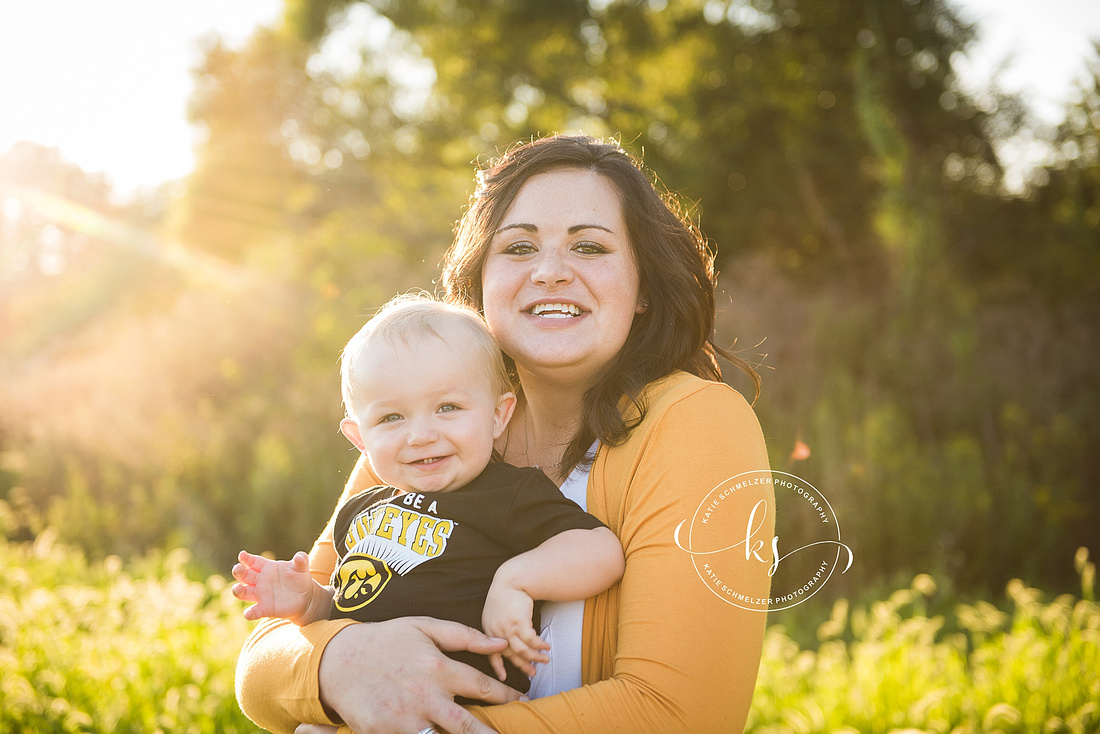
[524,401,562,471]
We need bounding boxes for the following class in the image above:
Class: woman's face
[481,168,645,386]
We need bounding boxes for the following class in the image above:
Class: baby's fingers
[291,551,310,572]
[237,549,263,568]
[518,626,550,652]
[241,603,266,621]
[505,633,549,671]
[231,563,258,586]
[232,582,258,602]
[487,652,507,682]
[512,648,549,666]
[232,585,267,620]
[504,644,538,677]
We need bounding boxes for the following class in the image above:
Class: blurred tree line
[1,0,1097,602]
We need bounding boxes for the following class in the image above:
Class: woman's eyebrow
[568,224,613,234]
[495,222,537,234]
[495,222,615,235]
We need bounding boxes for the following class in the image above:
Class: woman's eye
[502,241,536,255]
[574,241,608,255]
[438,403,461,413]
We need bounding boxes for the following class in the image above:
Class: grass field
[2,535,1096,733]
[750,558,1099,733]
[1,532,258,733]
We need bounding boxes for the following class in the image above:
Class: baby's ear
[340,418,367,452]
[493,392,517,439]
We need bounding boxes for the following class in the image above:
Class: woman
[236,135,773,733]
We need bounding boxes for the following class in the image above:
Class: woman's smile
[527,302,584,318]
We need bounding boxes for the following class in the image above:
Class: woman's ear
[340,418,367,452]
[636,295,650,314]
[493,392,518,439]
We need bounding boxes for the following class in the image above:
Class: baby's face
[350,333,512,493]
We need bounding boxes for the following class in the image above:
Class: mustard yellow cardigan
[236,371,772,732]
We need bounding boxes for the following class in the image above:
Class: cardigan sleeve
[469,380,773,732]
[234,454,381,733]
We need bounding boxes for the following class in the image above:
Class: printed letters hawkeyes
[334,493,455,613]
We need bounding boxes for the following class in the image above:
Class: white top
[528,443,597,699]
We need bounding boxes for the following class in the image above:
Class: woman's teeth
[531,303,581,318]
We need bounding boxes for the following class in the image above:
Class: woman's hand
[318,617,521,734]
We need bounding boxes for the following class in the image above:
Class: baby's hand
[482,582,550,680]
[232,550,318,623]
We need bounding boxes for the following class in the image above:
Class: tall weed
[749,552,1100,733]
[0,533,258,733]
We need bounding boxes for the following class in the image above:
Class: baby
[231,295,624,694]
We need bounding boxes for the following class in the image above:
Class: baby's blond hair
[341,293,511,422]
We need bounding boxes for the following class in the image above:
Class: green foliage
[0,534,259,733]
[722,249,1098,599]
[173,29,316,262]
[317,0,1004,286]
[749,562,1100,733]
[3,535,1096,732]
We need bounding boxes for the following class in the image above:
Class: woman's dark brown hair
[442,135,760,472]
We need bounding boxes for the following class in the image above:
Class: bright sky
[0,0,283,195]
[950,0,1100,124]
[0,0,1098,197]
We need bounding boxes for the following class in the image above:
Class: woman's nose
[530,247,574,286]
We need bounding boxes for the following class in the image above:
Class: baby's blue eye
[379,413,402,423]
[438,403,460,413]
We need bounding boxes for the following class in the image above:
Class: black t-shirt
[329,461,605,694]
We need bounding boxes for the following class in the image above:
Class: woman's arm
[469,381,773,732]
[235,453,521,734]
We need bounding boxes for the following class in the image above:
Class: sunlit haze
[0,0,1098,196]
[0,0,283,196]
